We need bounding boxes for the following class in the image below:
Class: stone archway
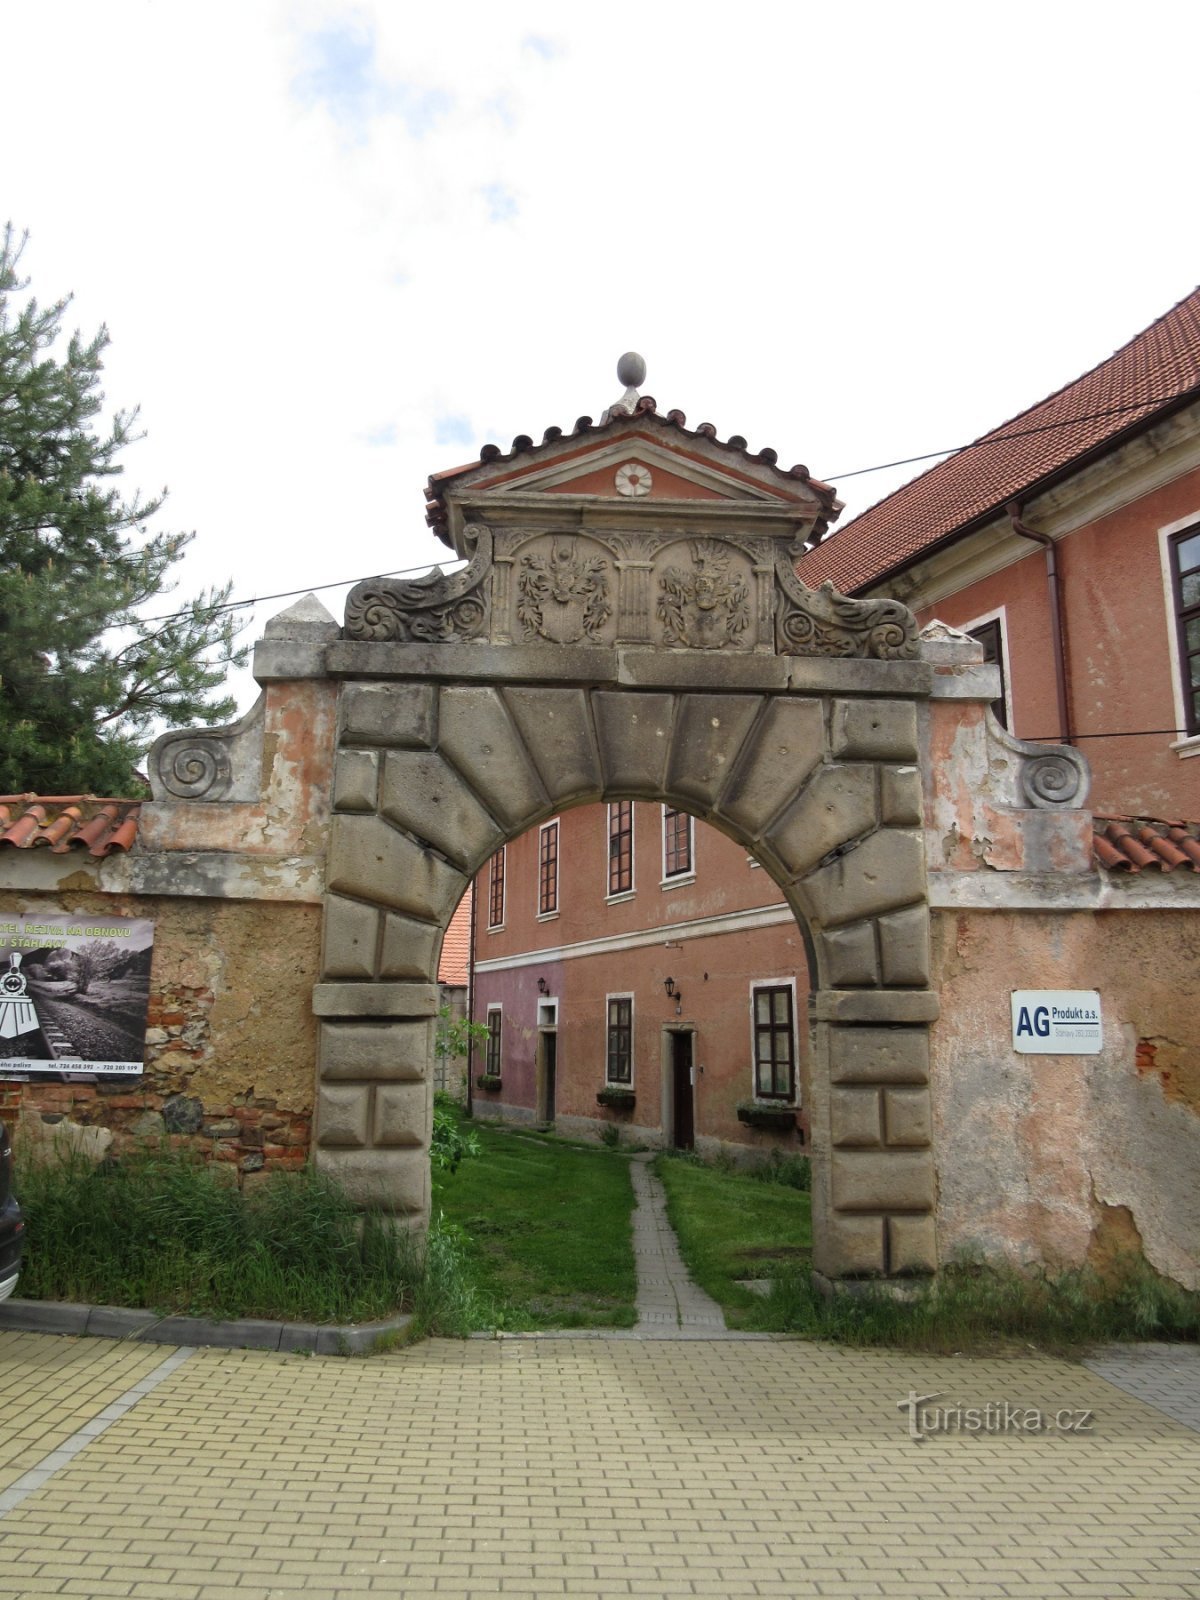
[315,660,937,1282]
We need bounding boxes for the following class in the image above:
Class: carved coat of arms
[517,540,612,644]
[657,539,751,650]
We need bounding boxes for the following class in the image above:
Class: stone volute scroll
[774,549,921,660]
[344,523,493,643]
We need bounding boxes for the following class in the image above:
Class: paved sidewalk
[0,1330,1198,1599]
[629,1153,731,1336]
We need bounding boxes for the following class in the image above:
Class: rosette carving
[153,734,233,800]
[345,524,493,642]
[774,551,920,659]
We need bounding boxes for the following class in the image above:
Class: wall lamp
[663,976,682,1011]
[537,977,549,995]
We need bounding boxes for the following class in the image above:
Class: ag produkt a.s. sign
[1011,990,1102,1055]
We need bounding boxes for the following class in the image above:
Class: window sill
[536,910,560,923]
[1170,733,1200,760]
[486,923,506,935]
[660,873,696,891]
[606,890,636,905]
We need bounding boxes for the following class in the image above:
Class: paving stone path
[629,1152,734,1338]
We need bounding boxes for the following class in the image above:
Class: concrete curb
[0,1297,413,1356]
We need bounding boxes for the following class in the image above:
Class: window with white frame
[485,1007,503,1078]
[752,983,795,1101]
[487,847,506,929]
[606,995,633,1084]
[538,819,559,916]
[1170,524,1200,736]
[662,805,693,880]
[608,800,633,896]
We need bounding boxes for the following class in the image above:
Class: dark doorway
[671,1031,694,1151]
[537,1028,557,1125]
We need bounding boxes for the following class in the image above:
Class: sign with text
[0,916,154,1079]
[1011,991,1102,1055]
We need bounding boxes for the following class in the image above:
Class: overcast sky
[3,0,1198,715]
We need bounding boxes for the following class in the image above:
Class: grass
[654,1150,813,1328]
[14,1140,472,1334]
[433,1120,637,1330]
[656,1149,1200,1354]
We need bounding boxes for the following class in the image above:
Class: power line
[1026,729,1187,742]
[96,381,1200,634]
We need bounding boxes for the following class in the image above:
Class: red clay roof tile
[1094,818,1200,873]
[800,287,1200,594]
[438,888,472,986]
[0,796,142,856]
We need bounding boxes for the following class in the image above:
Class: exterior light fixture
[537,977,549,995]
[663,977,676,997]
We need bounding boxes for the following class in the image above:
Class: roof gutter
[1006,502,1073,746]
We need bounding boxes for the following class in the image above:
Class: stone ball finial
[616,351,646,389]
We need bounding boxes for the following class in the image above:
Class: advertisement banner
[0,916,154,1079]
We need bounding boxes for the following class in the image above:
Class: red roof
[438,888,472,986]
[800,287,1200,594]
[424,394,837,544]
[1093,818,1200,873]
[0,796,141,856]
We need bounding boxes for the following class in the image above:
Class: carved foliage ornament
[657,539,751,650]
[344,524,493,642]
[517,538,612,644]
[773,550,920,659]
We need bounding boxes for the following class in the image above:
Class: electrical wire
[89,380,1200,634]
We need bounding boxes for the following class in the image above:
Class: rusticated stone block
[828,1026,930,1084]
[379,913,440,980]
[374,1082,431,1147]
[437,686,549,832]
[666,694,764,812]
[327,814,468,921]
[821,921,878,988]
[830,1087,882,1147]
[766,764,878,881]
[313,982,439,1017]
[380,750,503,871]
[830,1149,935,1212]
[502,687,604,805]
[592,691,675,793]
[714,697,824,840]
[314,1147,428,1214]
[888,1213,937,1274]
[814,991,939,1024]
[830,698,918,762]
[339,683,436,748]
[803,828,925,927]
[880,765,923,827]
[883,1088,932,1147]
[316,1085,370,1149]
[319,1019,431,1082]
[332,749,379,813]
[818,1214,886,1276]
[322,895,379,980]
[878,904,931,986]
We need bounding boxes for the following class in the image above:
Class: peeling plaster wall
[931,908,1200,1289]
[0,889,321,1178]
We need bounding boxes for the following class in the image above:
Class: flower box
[475,1073,503,1092]
[596,1085,636,1111]
[736,1102,796,1132]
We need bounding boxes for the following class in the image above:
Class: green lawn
[654,1152,813,1329]
[433,1123,638,1329]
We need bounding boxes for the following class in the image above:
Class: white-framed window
[607,800,634,898]
[661,805,694,883]
[487,846,506,930]
[750,979,797,1102]
[959,605,1012,730]
[606,993,634,1085]
[1158,512,1200,757]
[485,1007,503,1079]
[538,818,560,917]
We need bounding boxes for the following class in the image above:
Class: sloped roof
[438,888,472,986]
[1093,818,1200,873]
[800,287,1200,594]
[0,796,141,856]
[424,394,838,543]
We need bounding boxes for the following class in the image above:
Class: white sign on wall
[1011,991,1102,1055]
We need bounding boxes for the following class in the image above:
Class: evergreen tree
[0,225,247,795]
